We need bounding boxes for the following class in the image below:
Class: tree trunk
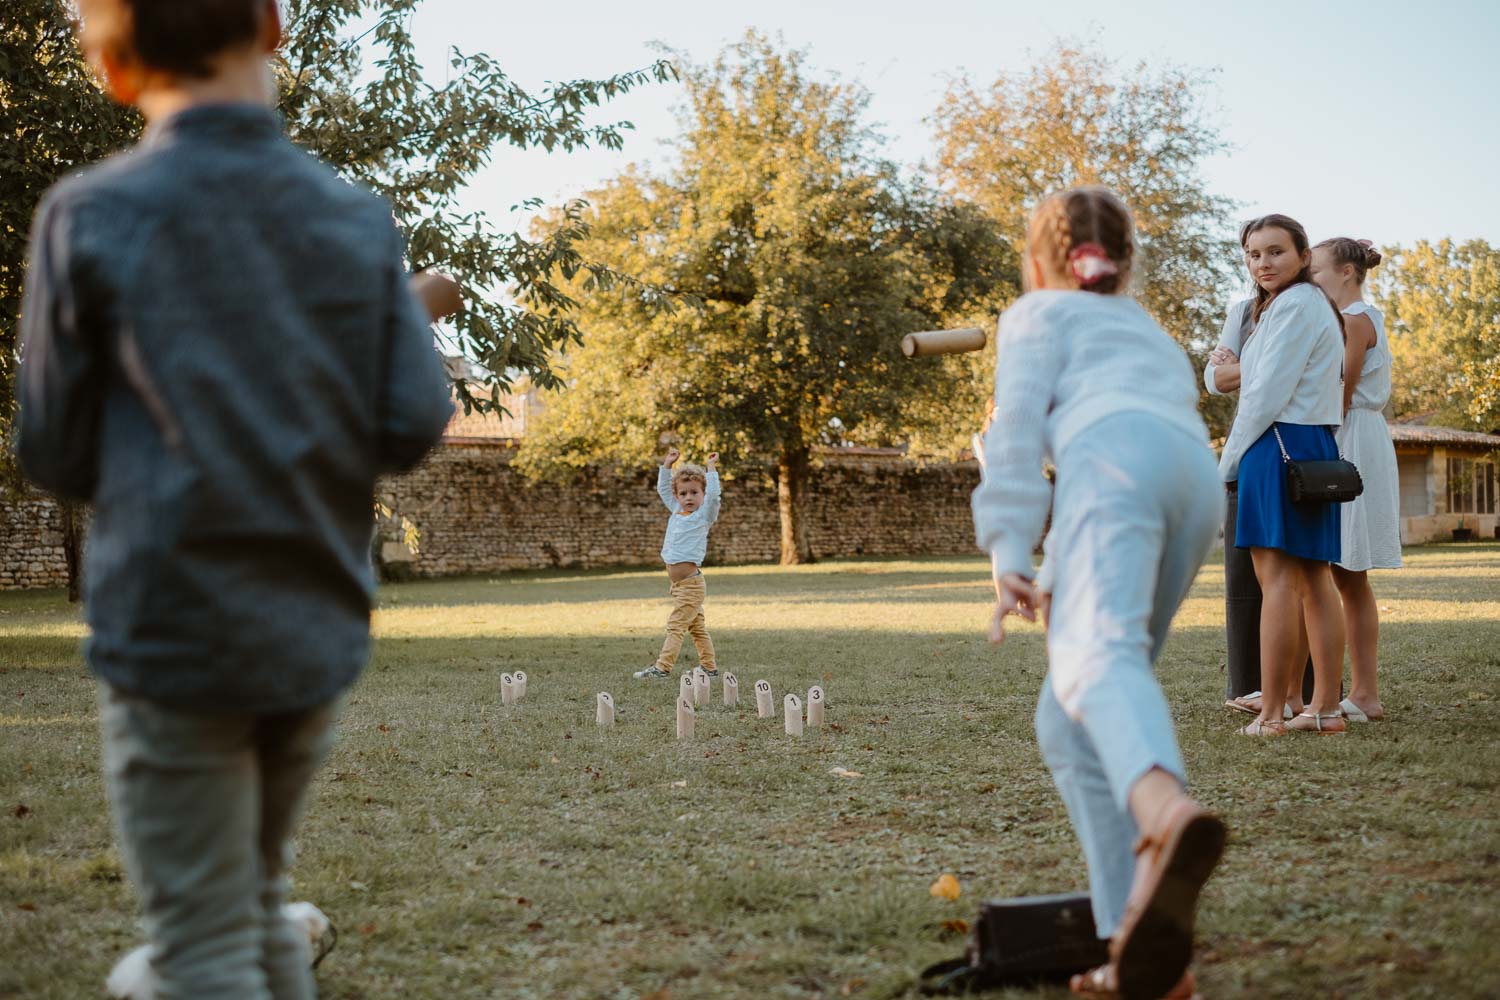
[777,445,815,565]
[61,500,84,603]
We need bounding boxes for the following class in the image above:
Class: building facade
[1391,423,1500,544]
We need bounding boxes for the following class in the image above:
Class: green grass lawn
[3,543,1499,999]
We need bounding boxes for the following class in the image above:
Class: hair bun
[1362,245,1382,269]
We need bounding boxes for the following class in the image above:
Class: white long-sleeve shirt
[1204,298,1255,396]
[658,467,721,566]
[1216,283,1344,482]
[971,291,1209,580]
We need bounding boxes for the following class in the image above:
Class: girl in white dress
[1311,238,1400,722]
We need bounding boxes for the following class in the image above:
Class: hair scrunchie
[1068,243,1119,287]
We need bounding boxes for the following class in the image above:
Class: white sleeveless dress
[1337,302,1402,570]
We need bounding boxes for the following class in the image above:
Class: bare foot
[1070,963,1198,998]
[1344,696,1385,721]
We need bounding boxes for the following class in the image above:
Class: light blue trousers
[101,687,336,999]
[1033,413,1221,938]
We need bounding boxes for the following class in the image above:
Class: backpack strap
[918,957,984,996]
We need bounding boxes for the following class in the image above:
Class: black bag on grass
[919,892,1107,995]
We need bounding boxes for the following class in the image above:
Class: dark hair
[1314,237,1382,285]
[1239,213,1343,331]
[120,0,266,78]
[1027,186,1135,295]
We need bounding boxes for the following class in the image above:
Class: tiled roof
[1388,423,1500,447]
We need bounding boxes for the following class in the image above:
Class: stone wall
[375,443,982,576]
[0,492,70,589]
[0,444,984,590]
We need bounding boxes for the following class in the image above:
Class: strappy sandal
[1238,719,1286,736]
[1224,691,1294,719]
[1070,963,1200,999]
[1109,799,1226,1000]
[1288,710,1346,734]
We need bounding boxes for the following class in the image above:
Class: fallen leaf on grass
[930,874,961,901]
[358,922,377,936]
[940,918,970,936]
[671,780,687,788]
[526,921,545,932]
[349,881,368,891]
[17,902,37,912]
[14,803,31,819]
[829,767,863,779]
[840,977,866,996]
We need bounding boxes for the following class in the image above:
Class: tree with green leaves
[1372,238,1500,432]
[3,0,677,593]
[272,0,678,408]
[1,2,143,598]
[3,0,676,455]
[1,1,141,487]
[515,33,1013,564]
[931,41,1240,438]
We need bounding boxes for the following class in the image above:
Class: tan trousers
[654,572,716,672]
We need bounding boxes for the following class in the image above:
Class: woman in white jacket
[1206,302,1319,717]
[972,187,1225,1000]
[1217,215,1348,735]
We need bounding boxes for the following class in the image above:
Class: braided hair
[1025,187,1135,295]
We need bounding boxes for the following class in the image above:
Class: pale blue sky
[402,0,1498,250]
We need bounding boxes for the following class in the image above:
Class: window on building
[1448,458,1469,513]
[1447,456,1498,515]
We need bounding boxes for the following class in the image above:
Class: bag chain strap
[1271,423,1349,463]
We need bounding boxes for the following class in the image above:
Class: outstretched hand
[408,272,463,322]
[989,573,1048,644]
[662,447,681,468]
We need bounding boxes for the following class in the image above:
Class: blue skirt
[1235,423,1341,562]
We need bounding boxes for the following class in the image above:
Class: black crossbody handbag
[1272,425,1363,504]
[918,893,1107,994]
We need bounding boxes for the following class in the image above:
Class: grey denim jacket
[16,104,454,713]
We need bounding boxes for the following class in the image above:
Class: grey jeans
[101,686,336,999]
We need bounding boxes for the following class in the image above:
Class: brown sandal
[1108,799,1226,1000]
[1070,963,1200,999]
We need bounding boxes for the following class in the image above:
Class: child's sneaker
[633,665,671,680]
[701,667,720,677]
